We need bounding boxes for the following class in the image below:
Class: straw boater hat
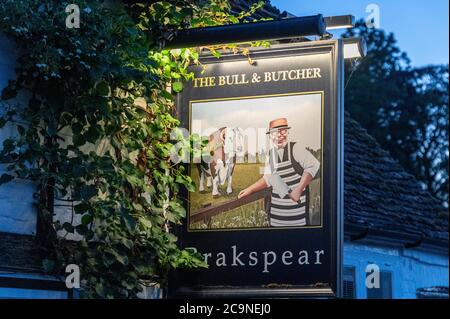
[266,118,291,134]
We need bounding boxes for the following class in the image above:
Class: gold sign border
[187,90,325,233]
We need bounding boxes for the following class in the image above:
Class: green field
[189,163,321,229]
[189,163,268,229]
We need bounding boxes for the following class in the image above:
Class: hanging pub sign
[169,40,344,298]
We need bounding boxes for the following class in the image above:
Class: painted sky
[270,0,449,67]
[191,93,322,153]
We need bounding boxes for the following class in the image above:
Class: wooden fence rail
[190,187,272,225]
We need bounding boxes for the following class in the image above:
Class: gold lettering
[272,72,281,82]
[193,76,216,88]
[200,68,321,87]
[199,77,208,87]
[313,68,321,78]
[240,74,249,84]
[288,69,297,80]
[298,69,306,79]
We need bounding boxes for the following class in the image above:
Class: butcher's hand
[238,188,252,199]
[288,187,303,203]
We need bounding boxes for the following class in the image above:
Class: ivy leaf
[229,16,239,24]
[95,81,110,96]
[121,238,134,249]
[63,222,75,233]
[172,81,183,93]
[113,251,129,265]
[125,174,142,187]
[74,202,89,214]
[0,173,14,185]
[159,90,173,100]
[72,133,86,147]
[75,224,89,236]
[80,185,97,200]
[85,126,101,143]
[121,208,136,230]
[72,122,83,135]
[105,247,129,266]
[139,216,152,229]
[95,283,106,298]
[81,214,93,225]
[166,232,178,243]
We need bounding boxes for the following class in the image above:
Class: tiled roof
[344,112,448,242]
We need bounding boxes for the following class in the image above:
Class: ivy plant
[0,0,266,298]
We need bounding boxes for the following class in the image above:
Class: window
[343,266,356,299]
[367,271,392,299]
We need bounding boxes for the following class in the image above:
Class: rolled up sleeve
[293,143,320,178]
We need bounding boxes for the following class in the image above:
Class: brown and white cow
[197,127,244,196]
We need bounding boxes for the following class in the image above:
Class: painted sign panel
[170,40,344,298]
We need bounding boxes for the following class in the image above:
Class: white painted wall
[0,33,110,239]
[344,241,449,299]
[0,33,37,235]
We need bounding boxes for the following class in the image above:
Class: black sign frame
[170,40,344,298]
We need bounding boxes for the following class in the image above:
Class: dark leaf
[81,214,93,225]
[63,222,75,233]
[80,185,97,200]
[0,173,14,185]
[74,202,89,214]
[95,81,110,96]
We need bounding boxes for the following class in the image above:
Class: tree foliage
[343,21,449,208]
[0,0,265,298]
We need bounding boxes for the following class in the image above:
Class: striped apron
[269,144,308,227]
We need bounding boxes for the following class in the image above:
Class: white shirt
[263,142,320,183]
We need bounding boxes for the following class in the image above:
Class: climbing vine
[0,0,266,298]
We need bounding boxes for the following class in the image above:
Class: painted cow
[197,127,244,196]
